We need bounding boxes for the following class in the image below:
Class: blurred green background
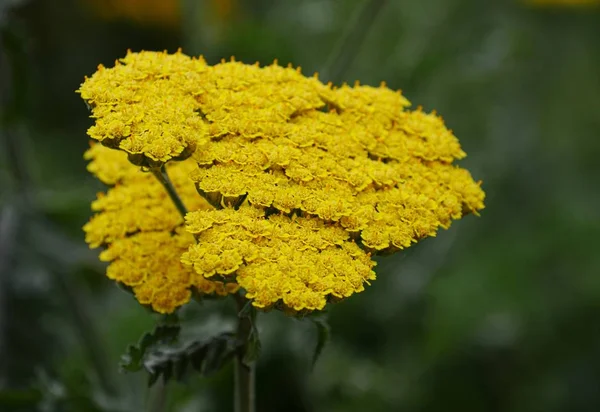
[1,0,599,411]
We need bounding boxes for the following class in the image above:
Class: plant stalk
[234,294,256,412]
[151,165,189,218]
[148,378,168,412]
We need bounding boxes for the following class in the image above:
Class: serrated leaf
[173,355,189,381]
[121,346,143,372]
[189,342,210,371]
[310,317,330,370]
[120,317,239,387]
[202,335,236,375]
[120,324,180,373]
[144,332,237,387]
[162,360,174,383]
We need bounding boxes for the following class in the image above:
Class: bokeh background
[1,0,599,411]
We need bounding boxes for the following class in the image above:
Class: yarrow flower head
[78,50,208,167]
[80,50,485,314]
[83,144,238,313]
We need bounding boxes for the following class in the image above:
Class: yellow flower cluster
[181,206,375,312]
[188,59,484,252]
[78,51,209,167]
[84,144,238,313]
[80,50,485,314]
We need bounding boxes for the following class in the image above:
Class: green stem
[234,294,256,412]
[151,165,189,218]
[148,379,168,412]
[321,0,388,83]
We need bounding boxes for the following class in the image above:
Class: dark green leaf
[161,360,173,383]
[144,332,237,387]
[202,335,235,375]
[173,355,189,381]
[120,324,180,373]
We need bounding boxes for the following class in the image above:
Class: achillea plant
[79,49,484,410]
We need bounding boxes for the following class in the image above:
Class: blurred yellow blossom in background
[80,50,484,314]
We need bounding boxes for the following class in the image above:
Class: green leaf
[145,332,238,387]
[120,314,240,386]
[310,316,330,370]
[120,323,180,373]
[201,334,236,375]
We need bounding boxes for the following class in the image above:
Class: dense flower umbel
[80,50,485,314]
[78,52,208,167]
[84,145,238,313]
[181,206,375,311]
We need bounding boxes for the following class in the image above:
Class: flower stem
[148,379,168,412]
[234,294,256,412]
[151,165,189,219]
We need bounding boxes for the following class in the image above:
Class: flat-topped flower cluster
[79,50,484,314]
